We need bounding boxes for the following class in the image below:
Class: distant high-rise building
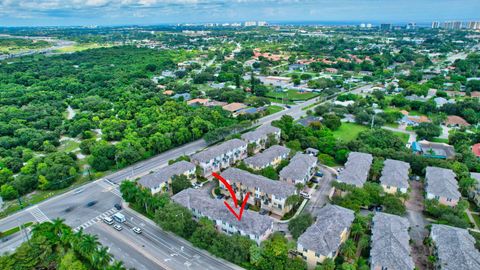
[443,21,463,30]
[244,21,257,27]
[257,21,267,26]
[431,21,440,29]
[380,23,392,30]
[406,22,416,30]
[359,23,366,28]
[366,23,372,28]
[467,21,480,30]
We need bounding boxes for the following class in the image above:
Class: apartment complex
[220,168,296,217]
[191,139,247,177]
[244,145,290,170]
[425,166,460,206]
[279,153,317,185]
[137,161,196,194]
[379,159,410,194]
[430,224,480,270]
[297,205,355,269]
[172,188,274,244]
[337,152,373,187]
[240,125,281,153]
[469,172,480,207]
[370,213,415,270]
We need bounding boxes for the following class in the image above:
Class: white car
[113,224,123,231]
[103,217,114,225]
[132,227,142,234]
[300,191,311,199]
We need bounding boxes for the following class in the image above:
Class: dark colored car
[86,201,97,207]
[259,209,269,215]
[114,204,122,210]
[216,194,225,200]
[368,205,383,212]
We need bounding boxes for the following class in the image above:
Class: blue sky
[0,0,479,27]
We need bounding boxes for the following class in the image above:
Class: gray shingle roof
[337,152,373,187]
[430,224,480,270]
[379,159,410,190]
[279,153,317,182]
[172,188,273,237]
[425,167,460,200]
[240,125,280,143]
[191,139,247,163]
[370,213,415,270]
[221,168,296,199]
[471,172,480,190]
[244,145,291,168]
[138,161,195,189]
[419,141,456,159]
[297,204,355,256]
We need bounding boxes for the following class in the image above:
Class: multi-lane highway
[0,84,372,269]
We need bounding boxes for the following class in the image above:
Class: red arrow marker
[212,172,249,221]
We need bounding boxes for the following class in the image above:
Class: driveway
[405,180,430,270]
[305,165,336,217]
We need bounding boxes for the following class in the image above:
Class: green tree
[288,212,314,239]
[171,174,192,194]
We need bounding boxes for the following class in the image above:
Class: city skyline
[0,0,479,27]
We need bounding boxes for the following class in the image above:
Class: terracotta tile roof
[445,115,470,126]
[407,115,431,123]
[187,98,209,105]
[163,90,174,95]
[472,143,480,157]
[222,103,247,112]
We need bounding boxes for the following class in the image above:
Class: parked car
[103,217,114,225]
[368,205,383,212]
[132,227,142,234]
[216,194,225,200]
[259,209,269,215]
[113,224,123,231]
[315,171,324,177]
[300,191,311,199]
[114,204,122,210]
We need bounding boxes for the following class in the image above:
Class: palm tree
[77,234,100,261]
[317,258,335,270]
[107,261,126,270]
[341,239,357,261]
[350,222,364,241]
[92,246,112,269]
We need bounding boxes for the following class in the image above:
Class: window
[447,198,452,202]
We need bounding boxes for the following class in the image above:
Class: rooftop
[379,159,410,190]
[221,168,296,199]
[240,125,281,143]
[425,166,460,200]
[244,145,291,168]
[370,213,415,270]
[472,143,480,157]
[337,152,373,187]
[430,224,480,270]
[445,115,470,126]
[279,153,317,182]
[418,140,456,159]
[297,205,355,256]
[296,116,323,127]
[222,103,247,112]
[172,188,273,237]
[138,161,195,189]
[191,139,247,163]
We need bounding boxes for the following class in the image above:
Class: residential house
[430,224,480,270]
[241,125,281,153]
[400,115,431,126]
[469,173,480,207]
[172,93,191,101]
[259,76,292,88]
[187,98,209,106]
[379,159,410,194]
[405,95,427,102]
[191,139,248,177]
[434,97,455,108]
[425,166,460,206]
[296,116,323,127]
[220,168,297,217]
[279,153,317,185]
[172,188,273,244]
[244,145,290,170]
[289,63,307,72]
[337,152,373,187]
[370,213,415,270]
[222,103,248,116]
[138,161,196,194]
[305,148,319,156]
[297,205,355,269]
[444,115,470,128]
[411,140,455,159]
[472,143,480,158]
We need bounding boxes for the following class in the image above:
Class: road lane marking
[29,206,50,223]
[73,207,118,232]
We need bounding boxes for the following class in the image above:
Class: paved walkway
[466,209,479,230]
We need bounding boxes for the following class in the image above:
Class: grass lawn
[0,222,34,238]
[431,137,449,144]
[472,213,480,229]
[58,139,80,153]
[54,43,111,53]
[333,123,368,142]
[391,131,410,144]
[266,105,284,115]
[385,122,400,128]
[266,89,319,101]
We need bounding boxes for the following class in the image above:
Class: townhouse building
[425,166,460,207]
[191,139,247,177]
[337,152,373,187]
[241,125,281,153]
[469,172,480,207]
[370,213,415,270]
[244,145,290,170]
[279,153,317,185]
[297,205,355,269]
[220,168,296,217]
[172,188,274,244]
[379,159,410,194]
[430,224,480,270]
[137,161,196,194]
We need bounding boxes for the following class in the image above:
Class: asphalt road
[0,84,372,267]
